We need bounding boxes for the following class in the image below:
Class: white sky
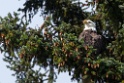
[0,0,89,83]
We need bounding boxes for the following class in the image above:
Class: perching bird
[79,19,105,54]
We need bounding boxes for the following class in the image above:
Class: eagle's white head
[83,19,97,32]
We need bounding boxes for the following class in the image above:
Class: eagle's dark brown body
[79,29,104,54]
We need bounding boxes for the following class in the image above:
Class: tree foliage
[0,0,124,83]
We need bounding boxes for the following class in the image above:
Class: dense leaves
[19,0,85,24]
[0,13,53,82]
[0,0,124,83]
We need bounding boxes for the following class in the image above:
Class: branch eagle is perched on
[79,19,105,54]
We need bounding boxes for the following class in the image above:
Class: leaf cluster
[0,0,124,83]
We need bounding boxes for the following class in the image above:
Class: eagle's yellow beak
[83,20,88,24]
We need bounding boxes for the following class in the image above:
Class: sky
[0,0,84,83]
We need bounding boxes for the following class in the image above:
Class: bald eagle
[79,19,104,54]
